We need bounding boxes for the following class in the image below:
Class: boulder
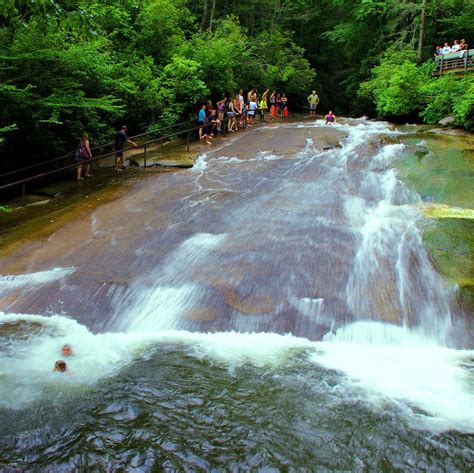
[438,116,456,126]
[123,158,140,167]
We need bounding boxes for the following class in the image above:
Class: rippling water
[0,119,473,470]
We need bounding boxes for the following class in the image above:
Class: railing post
[160,138,163,150]
[143,143,147,168]
[187,132,191,151]
[22,182,26,207]
[440,55,443,74]
[464,51,468,70]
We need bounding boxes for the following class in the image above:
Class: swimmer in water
[61,344,73,357]
[54,360,67,372]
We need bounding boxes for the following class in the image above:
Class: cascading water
[0,119,473,469]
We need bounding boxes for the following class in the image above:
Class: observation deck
[433,49,474,76]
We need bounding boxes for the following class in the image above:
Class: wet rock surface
[0,119,471,343]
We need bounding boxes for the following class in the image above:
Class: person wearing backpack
[75,133,93,181]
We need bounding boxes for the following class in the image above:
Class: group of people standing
[76,89,335,176]
[197,88,294,144]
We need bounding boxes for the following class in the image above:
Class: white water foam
[0,313,472,433]
[193,154,208,172]
[111,233,227,332]
[317,321,474,433]
[0,267,75,291]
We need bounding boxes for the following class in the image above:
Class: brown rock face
[0,120,460,341]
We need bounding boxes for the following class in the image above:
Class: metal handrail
[0,119,195,180]
[0,114,248,193]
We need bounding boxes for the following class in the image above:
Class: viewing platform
[433,49,474,76]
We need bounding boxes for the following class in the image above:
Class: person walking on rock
[113,126,137,172]
[75,133,93,181]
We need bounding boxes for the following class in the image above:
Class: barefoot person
[238,89,245,128]
[75,133,93,181]
[259,94,268,123]
[216,96,227,132]
[325,111,336,125]
[248,98,258,125]
[113,126,137,172]
[227,96,237,132]
[281,93,288,117]
[197,104,212,144]
[307,90,320,118]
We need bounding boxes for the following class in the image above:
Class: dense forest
[0,0,473,172]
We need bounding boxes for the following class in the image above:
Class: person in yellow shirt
[307,91,320,118]
[259,95,268,123]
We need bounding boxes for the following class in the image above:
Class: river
[0,119,473,470]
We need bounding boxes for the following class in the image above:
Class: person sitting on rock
[325,111,336,125]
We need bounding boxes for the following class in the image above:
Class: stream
[0,119,473,470]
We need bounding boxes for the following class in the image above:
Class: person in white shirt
[248,100,258,125]
[441,42,452,54]
[451,40,460,52]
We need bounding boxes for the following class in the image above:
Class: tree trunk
[417,0,428,64]
[209,0,217,32]
[249,0,255,37]
[200,0,209,33]
[270,0,280,38]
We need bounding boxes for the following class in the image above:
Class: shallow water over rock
[0,119,473,470]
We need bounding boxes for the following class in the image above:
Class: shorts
[227,112,235,117]
[197,120,206,126]
[248,111,255,117]
[310,104,317,110]
[115,146,124,158]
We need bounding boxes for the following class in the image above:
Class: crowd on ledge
[435,39,469,56]
[196,89,335,145]
[75,89,337,178]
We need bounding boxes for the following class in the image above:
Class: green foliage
[156,56,208,125]
[360,51,424,116]
[137,0,193,63]
[452,77,474,129]
[361,51,474,129]
[253,31,316,99]
[1,0,473,178]
[177,17,258,97]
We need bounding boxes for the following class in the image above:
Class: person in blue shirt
[198,104,212,144]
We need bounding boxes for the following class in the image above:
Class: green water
[397,130,474,314]
[1,345,473,471]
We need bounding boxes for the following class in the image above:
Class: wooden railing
[433,49,474,76]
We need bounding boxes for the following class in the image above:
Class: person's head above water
[61,344,73,356]
[54,360,67,372]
